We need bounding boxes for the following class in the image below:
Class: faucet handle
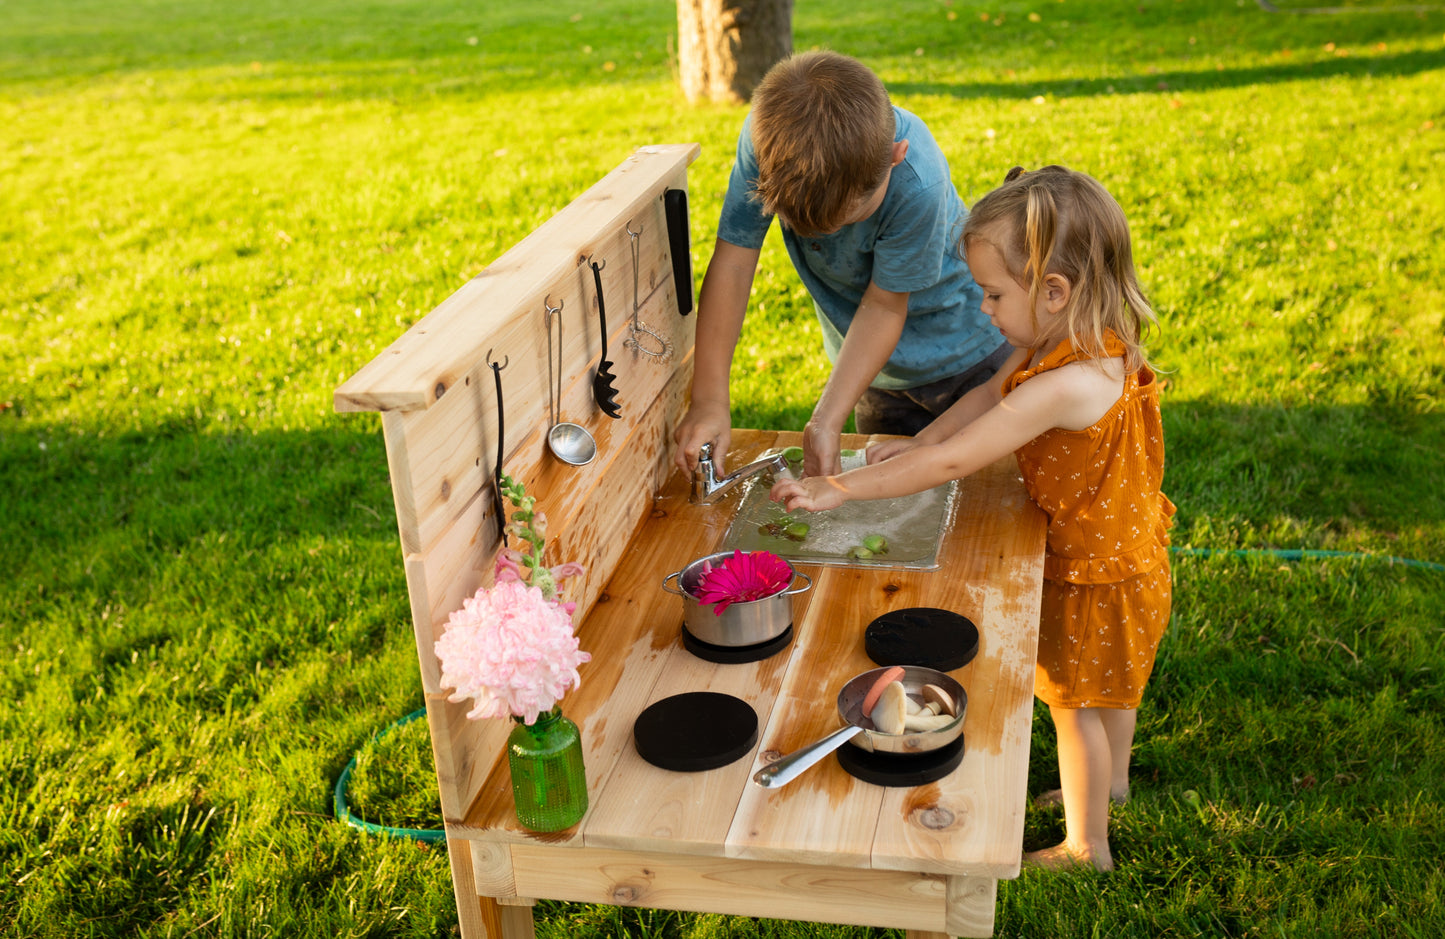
[690,441,717,504]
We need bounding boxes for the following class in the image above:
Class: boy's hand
[801,419,843,478]
[866,439,918,464]
[673,400,731,475]
[770,475,849,513]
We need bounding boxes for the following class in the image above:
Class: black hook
[488,351,509,546]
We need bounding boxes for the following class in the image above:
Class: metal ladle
[544,298,597,466]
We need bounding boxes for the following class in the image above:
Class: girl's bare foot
[1024,840,1114,872]
[1033,785,1129,808]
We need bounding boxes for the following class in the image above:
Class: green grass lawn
[2,1,1443,936]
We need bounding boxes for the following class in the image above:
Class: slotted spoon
[590,259,622,419]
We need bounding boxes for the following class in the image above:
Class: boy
[672,50,1008,479]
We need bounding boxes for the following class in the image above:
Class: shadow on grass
[1162,400,1445,541]
[5,0,1442,103]
[890,45,1445,100]
[0,416,406,683]
[4,396,1441,589]
[1,417,393,558]
[132,41,1443,109]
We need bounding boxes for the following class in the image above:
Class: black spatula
[591,260,622,419]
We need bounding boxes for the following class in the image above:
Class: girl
[771,165,1175,872]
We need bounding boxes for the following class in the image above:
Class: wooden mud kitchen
[335,145,1047,938]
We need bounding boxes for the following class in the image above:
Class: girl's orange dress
[1002,332,1176,709]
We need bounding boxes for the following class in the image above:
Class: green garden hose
[332,707,445,843]
[1168,547,1444,572]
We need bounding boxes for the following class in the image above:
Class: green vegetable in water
[845,534,889,559]
[759,514,809,542]
[781,446,804,463]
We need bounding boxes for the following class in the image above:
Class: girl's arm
[865,345,1031,464]
[774,357,1121,512]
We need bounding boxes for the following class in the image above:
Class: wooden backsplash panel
[336,144,701,818]
[388,263,693,562]
[399,363,692,699]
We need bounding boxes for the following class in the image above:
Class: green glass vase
[506,708,588,832]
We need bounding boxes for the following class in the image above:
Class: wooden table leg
[496,898,537,939]
[943,875,998,938]
[445,837,538,939]
[446,838,497,939]
[451,889,536,939]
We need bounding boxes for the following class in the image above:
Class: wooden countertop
[458,429,1046,881]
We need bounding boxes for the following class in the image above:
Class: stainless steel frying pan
[752,665,967,788]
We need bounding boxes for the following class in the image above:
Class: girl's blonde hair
[962,165,1157,371]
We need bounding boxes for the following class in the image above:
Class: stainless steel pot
[752,665,967,788]
[662,550,812,647]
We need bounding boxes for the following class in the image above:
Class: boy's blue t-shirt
[716,107,1000,390]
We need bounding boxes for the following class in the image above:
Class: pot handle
[661,570,685,596]
[752,723,862,789]
[782,569,812,596]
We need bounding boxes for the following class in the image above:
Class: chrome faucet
[691,442,790,505]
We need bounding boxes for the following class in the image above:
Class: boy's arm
[803,281,910,477]
[672,237,762,475]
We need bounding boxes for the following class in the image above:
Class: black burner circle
[633,692,758,772]
[864,608,979,672]
[682,623,794,664]
[836,736,966,787]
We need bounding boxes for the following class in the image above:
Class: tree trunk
[676,0,793,105]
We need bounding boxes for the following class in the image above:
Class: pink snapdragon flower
[493,549,527,585]
[693,549,793,614]
[435,580,592,725]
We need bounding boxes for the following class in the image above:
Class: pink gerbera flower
[693,550,793,615]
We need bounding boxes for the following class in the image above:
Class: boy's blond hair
[750,51,896,237]
[962,165,1158,371]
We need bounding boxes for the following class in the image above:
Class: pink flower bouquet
[693,549,793,615]
[435,580,591,725]
[435,475,591,725]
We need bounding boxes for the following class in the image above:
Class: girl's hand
[770,476,848,513]
[865,439,918,465]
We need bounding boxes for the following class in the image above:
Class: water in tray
[719,450,958,570]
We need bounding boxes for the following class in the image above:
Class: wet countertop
[458,429,1047,937]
